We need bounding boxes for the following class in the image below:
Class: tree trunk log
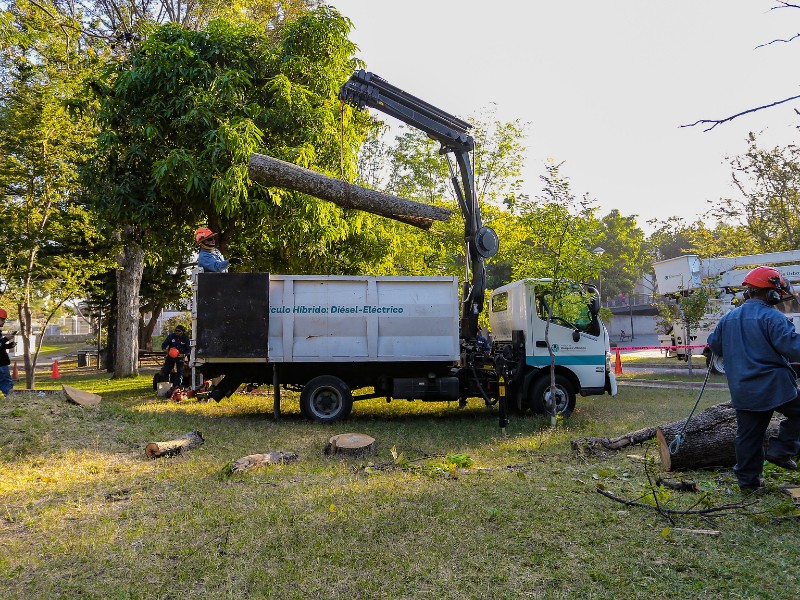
[248,153,452,230]
[324,433,376,458]
[231,451,299,473]
[657,412,781,472]
[115,231,145,378]
[145,431,205,459]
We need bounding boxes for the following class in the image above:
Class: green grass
[1,367,798,599]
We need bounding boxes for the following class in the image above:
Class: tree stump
[324,433,376,458]
[231,452,299,473]
[248,153,452,230]
[145,431,205,459]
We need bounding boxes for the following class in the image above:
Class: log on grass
[324,433,376,458]
[248,153,452,230]
[145,431,205,459]
[231,451,299,473]
[657,413,781,472]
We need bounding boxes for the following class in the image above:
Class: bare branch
[680,94,800,131]
[755,32,800,49]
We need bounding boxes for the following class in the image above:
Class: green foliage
[595,209,649,301]
[162,313,191,335]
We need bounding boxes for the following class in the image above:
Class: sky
[330,0,800,232]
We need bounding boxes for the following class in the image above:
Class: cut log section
[62,384,101,407]
[145,431,205,459]
[324,433,376,458]
[248,153,452,230]
[231,451,299,473]
[573,401,783,472]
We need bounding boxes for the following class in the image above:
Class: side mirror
[588,296,600,316]
[572,329,581,343]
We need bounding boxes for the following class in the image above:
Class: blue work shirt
[198,248,229,273]
[708,298,800,411]
[161,332,190,355]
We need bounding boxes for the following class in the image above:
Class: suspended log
[324,433,376,458]
[248,153,452,230]
[231,451,299,473]
[145,431,205,459]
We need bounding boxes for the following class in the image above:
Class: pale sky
[330,0,800,232]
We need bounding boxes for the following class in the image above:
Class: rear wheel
[300,376,353,423]
[529,374,576,418]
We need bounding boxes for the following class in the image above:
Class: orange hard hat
[168,347,180,358]
[742,266,786,291]
[0,308,6,319]
[195,227,217,244]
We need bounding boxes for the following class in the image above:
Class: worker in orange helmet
[195,227,241,273]
[0,308,17,396]
[159,324,190,387]
[708,265,800,492]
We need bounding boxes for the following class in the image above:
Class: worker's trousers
[734,396,800,488]
[0,365,13,395]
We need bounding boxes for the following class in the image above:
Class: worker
[195,227,241,273]
[0,308,17,396]
[160,324,190,387]
[707,266,800,492]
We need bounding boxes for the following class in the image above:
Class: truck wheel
[300,376,353,423]
[707,353,725,375]
[529,375,576,418]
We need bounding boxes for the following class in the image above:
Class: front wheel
[529,374,576,418]
[300,375,353,423]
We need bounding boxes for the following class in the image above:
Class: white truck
[189,71,617,422]
[653,250,800,373]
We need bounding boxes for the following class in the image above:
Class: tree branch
[680,94,800,131]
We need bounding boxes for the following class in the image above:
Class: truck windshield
[536,287,601,336]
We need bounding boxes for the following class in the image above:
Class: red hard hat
[195,227,217,244]
[0,308,6,319]
[742,266,786,290]
[168,347,180,358]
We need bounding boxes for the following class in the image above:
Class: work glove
[228,257,243,266]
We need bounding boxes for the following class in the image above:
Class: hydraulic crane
[339,70,499,341]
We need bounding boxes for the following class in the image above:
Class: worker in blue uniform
[708,266,800,492]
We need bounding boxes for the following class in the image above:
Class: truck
[653,250,800,374]
[190,71,617,422]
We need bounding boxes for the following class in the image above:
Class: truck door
[529,286,606,389]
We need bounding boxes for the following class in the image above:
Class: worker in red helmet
[708,265,800,492]
[159,324,190,387]
[195,227,241,273]
[0,308,17,396]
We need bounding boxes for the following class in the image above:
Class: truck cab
[489,279,616,416]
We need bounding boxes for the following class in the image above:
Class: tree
[594,209,648,302]
[0,0,112,388]
[712,133,800,252]
[506,160,603,418]
[84,8,389,377]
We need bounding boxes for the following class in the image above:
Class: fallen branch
[145,431,205,459]
[230,451,298,473]
[596,487,756,516]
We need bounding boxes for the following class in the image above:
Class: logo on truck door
[551,344,560,353]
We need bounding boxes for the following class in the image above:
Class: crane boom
[340,70,498,340]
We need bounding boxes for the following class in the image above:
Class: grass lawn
[1,365,799,598]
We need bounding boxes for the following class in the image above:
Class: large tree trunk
[115,234,145,378]
[572,401,784,472]
[248,153,452,229]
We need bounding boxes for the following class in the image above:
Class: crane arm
[340,70,498,339]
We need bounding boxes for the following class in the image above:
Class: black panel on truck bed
[195,272,269,359]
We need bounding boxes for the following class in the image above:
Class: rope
[668,353,714,455]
